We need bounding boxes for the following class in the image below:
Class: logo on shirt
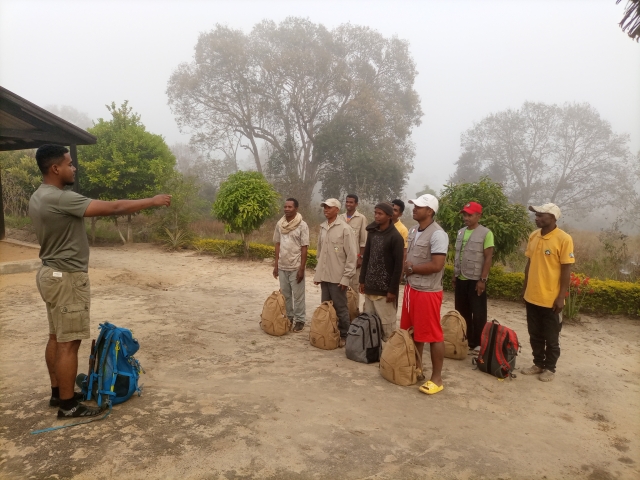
[544,249,551,255]
[569,252,574,258]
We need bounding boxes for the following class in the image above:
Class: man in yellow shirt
[521,203,574,382]
[391,199,409,261]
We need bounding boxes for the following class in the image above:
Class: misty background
[1,0,639,229]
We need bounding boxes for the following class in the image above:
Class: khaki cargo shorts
[36,265,91,343]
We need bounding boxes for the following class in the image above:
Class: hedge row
[442,265,639,317]
[192,239,638,317]
[192,238,318,268]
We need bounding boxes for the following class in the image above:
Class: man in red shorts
[401,194,448,395]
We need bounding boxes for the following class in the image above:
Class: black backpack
[473,320,520,379]
[345,313,382,364]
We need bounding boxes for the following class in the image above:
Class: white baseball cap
[529,203,561,220]
[320,198,341,209]
[409,194,439,213]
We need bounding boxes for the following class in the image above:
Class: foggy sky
[1,0,638,199]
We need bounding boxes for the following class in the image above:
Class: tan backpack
[441,310,468,360]
[379,327,423,386]
[309,301,340,350]
[346,287,360,322]
[260,290,290,336]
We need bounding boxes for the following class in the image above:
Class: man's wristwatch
[479,277,488,283]
[407,266,413,274]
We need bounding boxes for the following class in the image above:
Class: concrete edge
[0,259,42,275]
[1,238,40,249]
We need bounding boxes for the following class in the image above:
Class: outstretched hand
[153,194,172,207]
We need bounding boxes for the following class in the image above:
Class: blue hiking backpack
[78,322,144,407]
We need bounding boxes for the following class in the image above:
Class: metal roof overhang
[0,86,97,240]
[0,86,96,151]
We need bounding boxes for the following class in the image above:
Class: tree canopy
[438,178,533,263]
[212,171,279,254]
[78,101,176,243]
[618,0,640,41]
[79,101,175,202]
[450,102,633,213]
[167,17,422,207]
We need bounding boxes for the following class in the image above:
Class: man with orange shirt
[521,203,574,382]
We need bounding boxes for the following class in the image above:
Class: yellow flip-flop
[419,380,444,395]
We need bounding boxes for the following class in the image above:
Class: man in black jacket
[359,202,405,341]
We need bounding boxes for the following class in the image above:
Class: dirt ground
[1,243,638,480]
[0,241,40,263]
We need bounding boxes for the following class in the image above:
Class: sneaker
[57,403,103,419]
[539,369,555,382]
[49,391,85,407]
[292,321,305,333]
[521,365,544,375]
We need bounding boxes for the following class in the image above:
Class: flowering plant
[563,272,593,321]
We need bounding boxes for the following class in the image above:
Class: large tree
[78,101,175,243]
[167,18,422,208]
[451,102,633,213]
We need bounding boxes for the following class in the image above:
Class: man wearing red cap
[452,201,494,351]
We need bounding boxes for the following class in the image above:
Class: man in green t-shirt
[452,202,494,350]
[29,145,171,419]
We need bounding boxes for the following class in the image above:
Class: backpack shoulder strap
[494,325,510,371]
[478,321,494,358]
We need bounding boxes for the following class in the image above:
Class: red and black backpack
[474,320,520,379]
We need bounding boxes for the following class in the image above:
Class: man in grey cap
[313,198,358,346]
[359,202,405,341]
[521,203,574,382]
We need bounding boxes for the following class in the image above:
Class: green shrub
[192,238,318,268]
[443,265,639,316]
[192,238,639,317]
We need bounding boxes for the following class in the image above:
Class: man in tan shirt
[340,194,367,305]
[314,198,358,346]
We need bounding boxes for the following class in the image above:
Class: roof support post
[0,168,5,240]
[69,144,79,193]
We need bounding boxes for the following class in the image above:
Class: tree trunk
[127,215,133,243]
[241,232,249,258]
[114,217,126,245]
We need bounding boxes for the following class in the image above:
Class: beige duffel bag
[309,301,340,350]
[379,327,423,386]
[260,290,290,336]
[346,287,360,321]
[441,310,469,360]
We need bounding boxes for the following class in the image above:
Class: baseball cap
[320,198,341,209]
[408,194,439,213]
[529,203,561,220]
[460,201,482,215]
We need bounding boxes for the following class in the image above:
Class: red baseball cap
[460,201,482,214]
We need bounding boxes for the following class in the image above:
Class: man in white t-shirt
[401,194,449,396]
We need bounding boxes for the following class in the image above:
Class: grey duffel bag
[346,312,382,364]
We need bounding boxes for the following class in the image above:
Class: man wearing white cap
[521,203,574,382]
[401,194,449,395]
[314,198,358,347]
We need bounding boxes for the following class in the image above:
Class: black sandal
[57,403,103,418]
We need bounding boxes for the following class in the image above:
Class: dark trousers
[525,301,562,372]
[320,282,350,338]
[454,278,487,349]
